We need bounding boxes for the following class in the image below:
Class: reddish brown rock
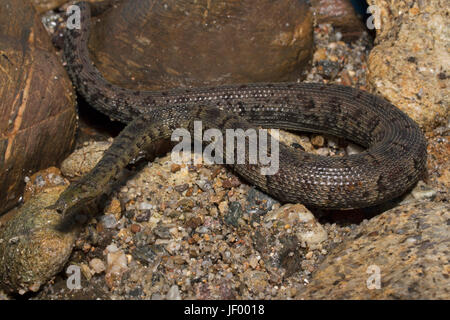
[0,0,77,214]
[88,0,313,90]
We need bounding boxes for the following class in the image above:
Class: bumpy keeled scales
[54,1,427,213]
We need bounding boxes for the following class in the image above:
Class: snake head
[46,183,97,217]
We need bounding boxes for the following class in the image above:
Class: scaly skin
[53,1,427,215]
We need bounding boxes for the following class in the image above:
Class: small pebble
[100,215,117,229]
[411,181,437,201]
[346,143,364,155]
[89,258,106,274]
[166,285,182,300]
[311,135,325,147]
[130,224,141,233]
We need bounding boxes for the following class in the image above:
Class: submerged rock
[0,186,79,294]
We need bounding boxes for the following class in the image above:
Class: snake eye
[45,203,62,214]
[46,198,69,214]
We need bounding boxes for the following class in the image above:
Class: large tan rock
[367,0,449,131]
[0,0,76,213]
[298,202,450,299]
[88,0,313,90]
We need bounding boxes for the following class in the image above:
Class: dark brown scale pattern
[53,1,427,214]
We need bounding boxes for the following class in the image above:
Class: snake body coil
[56,1,427,213]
